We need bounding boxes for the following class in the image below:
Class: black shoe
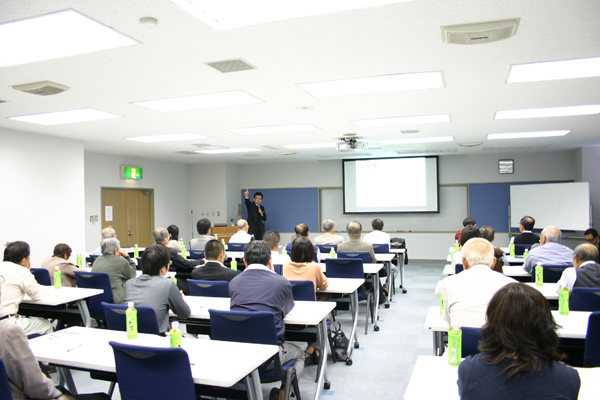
[312,349,321,365]
[304,351,315,365]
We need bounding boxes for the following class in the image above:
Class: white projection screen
[343,156,439,213]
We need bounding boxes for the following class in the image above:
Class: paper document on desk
[43,330,87,353]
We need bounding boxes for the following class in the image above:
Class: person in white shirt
[314,220,344,245]
[362,218,391,245]
[556,243,600,292]
[229,219,254,243]
[264,230,291,266]
[91,226,118,256]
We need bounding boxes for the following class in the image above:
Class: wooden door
[101,189,153,247]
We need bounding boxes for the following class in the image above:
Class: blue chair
[584,312,600,367]
[530,265,572,283]
[187,279,229,297]
[109,341,197,400]
[290,280,315,301]
[73,271,113,323]
[90,254,100,265]
[337,251,371,264]
[273,264,283,275]
[227,243,246,252]
[188,249,205,260]
[209,309,301,400]
[0,359,12,400]
[101,302,160,335]
[316,244,337,254]
[372,244,390,254]
[455,264,464,274]
[30,268,52,286]
[285,243,293,253]
[571,288,600,312]
[514,244,531,256]
[461,327,482,357]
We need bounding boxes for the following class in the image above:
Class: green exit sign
[121,166,143,180]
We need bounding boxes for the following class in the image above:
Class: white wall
[0,128,85,266]
[225,163,241,225]
[582,145,600,227]
[84,152,190,251]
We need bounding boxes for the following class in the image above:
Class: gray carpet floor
[53,260,444,399]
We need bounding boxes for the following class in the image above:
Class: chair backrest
[585,312,600,367]
[337,251,370,264]
[73,270,113,319]
[30,268,52,286]
[109,341,196,400]
[461,327,482,357]
[0,359,13,400]
[372,244,390,254]
[571,287,600,312]
[188,249,205,260]
[514,244,531,256]
[530,265,572,283]
[101,302,160,335]
[325,258,364,279]
[227,242,246,252]
[285,242,293,253]
[273,264,283,275]
[316,244,337,253]
[187,279,229,297]
[289,280,315,301]
[455,264,464,274]
[89,254,100,265]
[136,257,142,270]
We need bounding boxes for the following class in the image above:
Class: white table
[21,286,102,328]
[29,326,277,400]
[502,265,531,278]
[404,355,600,400]
[525,282,559,300]
[225,251,245,260]
[506,255,525,264]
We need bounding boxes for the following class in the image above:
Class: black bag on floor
[328,321,349,362]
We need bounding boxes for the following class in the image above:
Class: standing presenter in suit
[244,188,267,240]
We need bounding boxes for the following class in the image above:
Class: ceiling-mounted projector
[336,137,365,151]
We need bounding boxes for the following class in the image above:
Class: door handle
[128,230,133,236]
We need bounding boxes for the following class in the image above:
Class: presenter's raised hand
[258,207,263,216]
[244,188,249,198]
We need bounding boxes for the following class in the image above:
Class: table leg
[432,331,444,356]
[314,318,330,398]
[245,369,262,400]
[76,299,92,328]
[371,273,379,332]
[399,252,407,294]
[385,261,392,306]
[58,367,78,395]
[346,291,359,358]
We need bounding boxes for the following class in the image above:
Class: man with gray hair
[522,226,574,273]
[557,243,600,291]
[91,225,120,256]
[337,221,376,263]
[92,237,137,304]
[229,219,253,243]
[441,238,517,327]
[314,219,344,245]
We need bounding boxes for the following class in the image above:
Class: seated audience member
[91,226,118,256]
[92,238,137,304]
[441,238,517,327]
[0,241,52,335]
[190,218,213,250]
[0,282,110,400]
[522,226,574,273]
[191,239,238,282]
[479,225,508,270]
[458,283,580,400]
[153,227,204,295]
[124,245,191,333]
[455,218,476,242]
[290,222,313,243]
[337,221,376,263]
[41,243,79,287]
[492,247,505,273]
[166,224,182,252]
[452,225,481,266]
[264,230,291,265]
[314,220,344,245]
[585,228,600,250]
[229,219,254,243]
[229,240,306,381]
[557,243,600,291]
[511,216,540,245]
[362,218,391,245]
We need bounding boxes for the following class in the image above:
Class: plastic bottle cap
[172,321,179,328]
[128,302,134,308]
[55,266,59,270]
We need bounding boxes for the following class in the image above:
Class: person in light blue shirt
[522,226,573,273]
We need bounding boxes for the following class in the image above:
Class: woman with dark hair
[458,283,580,399]
[166,224,182,252]
[40,243,79,287]
[452,225,480,267]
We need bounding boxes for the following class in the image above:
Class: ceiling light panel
[298,71,444,97]
[170,0,413,30]
[133,90,263,112]
[352,114,450,127]
[495,105,600,119]
[507,57,600,83]
[282,142,337,149]
[379,136,454,145]
[195,147,262,154]
[125,133,209,143]
[487,130,571,140]
[8,108,121,125]
[229,123,320,135]
[0,10,138,66]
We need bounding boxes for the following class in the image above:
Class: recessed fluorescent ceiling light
[353,114,451,127]
[195,147,262,154]
[229,123,320,135]
[507,57,600,83]
[282,142,337,149]
[487,130,571,140]
[8,108,121,125]
[379,136,454,145]
[125,133,209,143]
[298,71,444,97]
[170,0,413,30]
[0,10,137,67]
[495,105,600,119]
[133,90,263,112]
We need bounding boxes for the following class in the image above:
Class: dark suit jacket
[514,232,540,245]
[159,243,203,294]
[191,261,238,282]
[245,197,267,239]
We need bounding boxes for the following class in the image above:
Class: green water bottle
[523,249,529,261]
[214,233,219,240]
[439,292,444,316]
[559,286,570,315]
[509,242,515,257]
[535,262,543,286]
[76,254,82,268]
[182,243,187,259]
[170,276,178,285]
[169,321,182,348]
[330,248,336,259]
[231,259,237,271]
[134,244,139,259]
[282,249,287,255]
[126,302,138,339]
[454,240,459,252]
[448,319,462,366]
[221,239,226,248]
[54,266,61,289]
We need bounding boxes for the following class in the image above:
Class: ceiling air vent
[206,58,255,73]
[12,80,69,96]
[441,19,519,45]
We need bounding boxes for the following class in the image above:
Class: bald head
[541,226,561,244]
[461,238,495,269]
[574,243,599,267]
[237,219,249,231]
[347,221,362,238]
